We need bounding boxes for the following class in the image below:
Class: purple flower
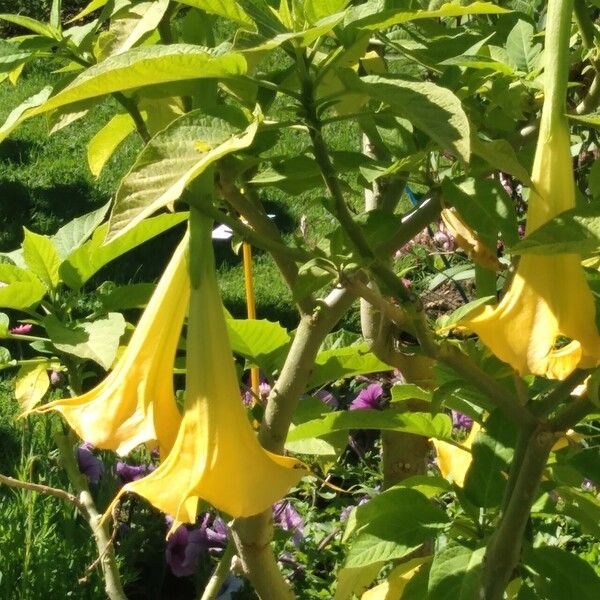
[242,380,272,406]
[50,370,62,386]
[116,461,154,484]
[76,443,104,485]
[165,521,207,577]
[315,388,339,410]
[340,495,371,522]
[349,383,384,410]
[273,501,304,546]
[451,410,473,430]
[582,478,596,491]
[10,323,33,335]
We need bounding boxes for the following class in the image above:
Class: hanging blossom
[431,423,481,488]
[459,8,600,380]
[105,213,307,532]
[29,235,189,457]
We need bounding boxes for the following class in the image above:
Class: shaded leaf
[428,544,485,600]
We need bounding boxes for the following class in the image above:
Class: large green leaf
[0,86,52,143]
[505,19,542,73]
[87,113,136,177]
[176,0,254,26]
[464,411,516,508]
[524,546,600,600]
[0,14,62,40]
[44,312,126,370]
[107,107,258,241]
[345,1,508,31]
[60,212,188,289]
[22,229,62,289]
[343,488,449,568]
[349,75,470,162]
[287,410,452,442]
[334,563,382,600]
[0,264,46,310]
[0,45,246,142]
[471,135,531,185]
[15,363,51,413]
[308,342,392,389]
[51,201,111,258]
[427,545,486,600]
[226,318,291,374]
[442,178,519,247]
[511,204,600,255]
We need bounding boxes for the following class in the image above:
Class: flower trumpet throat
[107,212,306,525]
[461,0,600,379]
[31,235,189,456]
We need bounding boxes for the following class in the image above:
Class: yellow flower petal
[361,558,426,600]
[461,89,600,379]
[431,423,480,487]
[32,235,188,456]
[107,215,306,523]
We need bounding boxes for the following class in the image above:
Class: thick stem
[199,543,235,600]
[231,287,354,598]
[480,425,556,600]
[54,434,126,600]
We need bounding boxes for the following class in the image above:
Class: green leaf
[99,283,155,311]
[334,563,382,600]
[344,488,449,568]
[357,75,471,162]
[442,178,519,247]
[438,296,495,332]
[0,46,246,141]
[107,107,258,242]
[471,135,531,185]
[66,0,108,22]
[0,313,9,337]
[0,264,46,310]
[570,112,600,128]
[51,202,111,258]
[60,212,188,289]
[0,14,62,40]
[305,0,349,24]
[464,411,516,508]
[287,410,452,442]
[22,229,62,289]
[175,0,254,26]
[428,544,486,600]
[15,363,50,412]
[511,204,600,255]
[345,1,509,31]
[440,55,515,76]
[308,343,392,389]
[110,0,170,56]
[524,546,600,600]
[391,383,432,404]
[44,313,126,370]
[505,19,542,73]
[0,346,14,367]
[554,486,600,537]
[0,86,53,143]
[226,318,291,374]
[87,113,136,177]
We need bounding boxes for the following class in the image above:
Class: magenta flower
[273,501,304,546]
[349,383,384,410]
[76,442,104,485]
[50,371,62,386]
[451,410,473,430]
[10,324,33,335]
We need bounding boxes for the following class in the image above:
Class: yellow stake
[242,240,260,402]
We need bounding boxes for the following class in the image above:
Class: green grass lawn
[0,63,373,329]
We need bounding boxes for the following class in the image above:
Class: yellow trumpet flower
[460,1,600,380]
[431,423,480,487]
[106,212,306,526]
[32,235,188,457]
